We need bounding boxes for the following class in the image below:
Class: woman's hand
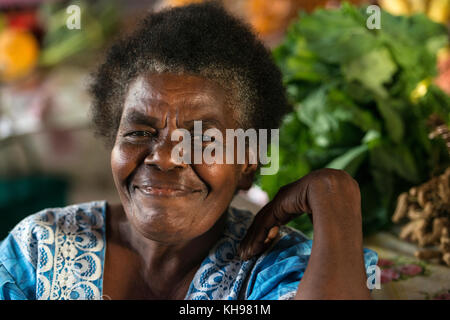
[238,168,371,299]
[237,168,362,260]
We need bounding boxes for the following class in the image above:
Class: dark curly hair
[90,0,289,146]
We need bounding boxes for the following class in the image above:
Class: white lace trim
[278,291,296,300]
[11,202,105,300]
[186,207,255,300]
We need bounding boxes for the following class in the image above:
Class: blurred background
[0,0,449,299]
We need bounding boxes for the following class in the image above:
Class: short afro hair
[90,0,290,146]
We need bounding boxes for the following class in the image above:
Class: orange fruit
[0,28,39,82]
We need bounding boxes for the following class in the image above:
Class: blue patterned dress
[0,201,378,300]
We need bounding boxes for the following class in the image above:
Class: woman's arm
[238,168,371,299]
[295,208,370,299]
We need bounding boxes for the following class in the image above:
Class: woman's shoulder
[184,206,313,300]
[226,207,378,300]
[0,201,107,300]
[242,218,314,300]
[226,206,312,255]
[4,201,106,261]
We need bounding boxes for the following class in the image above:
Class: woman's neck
[105,203,227,299]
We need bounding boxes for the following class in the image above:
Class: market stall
[0,0,449,300]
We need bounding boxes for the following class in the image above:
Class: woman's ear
[237,145,259,190]
[237,162,258,191]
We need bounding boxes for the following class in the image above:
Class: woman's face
[111,73,254,243]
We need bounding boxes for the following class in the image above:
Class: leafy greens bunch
[261,3,450,236]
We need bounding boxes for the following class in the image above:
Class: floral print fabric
[0,201,378,300]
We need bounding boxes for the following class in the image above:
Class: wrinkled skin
[104,73,256,299]
[104,72,370,300]
[111,73,255,244]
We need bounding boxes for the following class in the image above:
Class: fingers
[264,226,279,244]
[237,183,307,261]
[237,203,280,260]
[238,168,359,261]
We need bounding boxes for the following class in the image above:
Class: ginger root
[392,192,409,223]
[393,167,450,266]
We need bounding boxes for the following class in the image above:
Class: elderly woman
[0,2,377,300]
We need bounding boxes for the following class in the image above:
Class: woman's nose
[144,136,187,171]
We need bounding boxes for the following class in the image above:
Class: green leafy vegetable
[261,3,450,235]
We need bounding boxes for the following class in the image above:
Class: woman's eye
[126,131,154,138]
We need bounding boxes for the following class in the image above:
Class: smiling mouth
[132,183,203,197]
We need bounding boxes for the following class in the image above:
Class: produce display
[0,0,119,82]
[393,167,450,266]
[38,1,119,67]
[1,0,448,240]
[263,3,450,236]
[245,0,364,37]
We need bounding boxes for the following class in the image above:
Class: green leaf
[376,99,404,143]
[426,35,448,56]
[325,144,368,176]
[379,11,448,48]
[296,88,338,147]
[269,3,450,236]
[369,144,420,183]
[327,89,381,132]
[342,48,397,98]
[297,7,380,64]
[362,130,382,149]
